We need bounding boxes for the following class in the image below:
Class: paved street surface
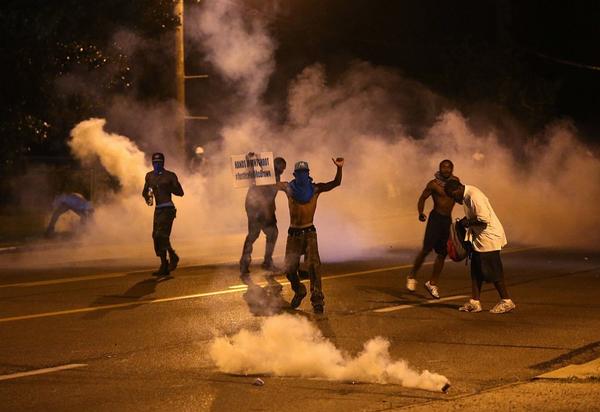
[1,241,599,411]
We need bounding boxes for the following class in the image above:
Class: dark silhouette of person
[142,152,184,277]
[239,156,287,279]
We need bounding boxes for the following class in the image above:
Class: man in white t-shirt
[444,180,515,314]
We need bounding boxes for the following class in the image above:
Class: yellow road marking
[0,246,543,323]
[0,272,131,288]
[0,255,247,289]
[0,364,87,381]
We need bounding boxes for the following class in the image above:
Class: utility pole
[175,0,186,159]
[175,0,210,164]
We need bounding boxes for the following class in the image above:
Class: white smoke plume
[39,0,600,270]
[187,0,275,102]
[68,118,148,193]
[209,313,450,392]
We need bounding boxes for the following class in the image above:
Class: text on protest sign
[230,152,276,188]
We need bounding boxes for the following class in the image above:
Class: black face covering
[153,161,165,175]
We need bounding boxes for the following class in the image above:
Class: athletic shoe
[152,262,170,277]
[313,304,324,314]
[290,285,307,309]
[490,299,516,314]
[425,281,440,299]
[458,299,482,312]
[406,276,417,292]
[168,252,179,271]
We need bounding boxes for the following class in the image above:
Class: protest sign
[230,152,276,188]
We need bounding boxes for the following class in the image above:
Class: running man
[239,156,287,279]
[277,157,344,314]
[407,159,459,298]
[444,180,515,314]
[142,152,184,277]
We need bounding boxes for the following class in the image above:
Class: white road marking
[0,247,541,323]
[535,358,600,380]
[0,363,87,381]
[373,294,469,313]
[0,263,415,323]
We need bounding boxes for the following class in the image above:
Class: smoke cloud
[209,313,450,392]
[69,118,147,193]
[20,0,599,270]
[187,0,275,102]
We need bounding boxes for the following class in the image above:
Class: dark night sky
[3,0,600,165]
[257,1,600,138]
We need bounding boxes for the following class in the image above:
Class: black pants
[240,212,278,268]
[471,250,504,283]
[284,227,323,307]
[423,210,452,256]
[153,207,176,256]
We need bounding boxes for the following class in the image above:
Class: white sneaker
[406,277,417,292]
[459,299,482,313]
[425,281,440,299]
[490,299,516,314]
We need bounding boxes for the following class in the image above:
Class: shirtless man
[407,159,459,299]
[277,157,344,314]
[142,152,184,277]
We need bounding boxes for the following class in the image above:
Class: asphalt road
[0,242,599,411]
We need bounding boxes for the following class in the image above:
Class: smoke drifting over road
[58,0,600,264]
[209,313,450,392]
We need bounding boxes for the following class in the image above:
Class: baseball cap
[152,152,165,162]
[294,161,309,171]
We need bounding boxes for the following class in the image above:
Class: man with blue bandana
[277,157,344,314]
[142,152,184,277]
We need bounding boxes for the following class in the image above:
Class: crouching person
[444,180,515,314]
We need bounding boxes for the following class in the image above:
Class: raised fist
[332,157,345,167]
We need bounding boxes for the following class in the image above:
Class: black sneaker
[290,290,307,309]
[168,252,179,271]
[313,304,324,314]
[153,262,170,277]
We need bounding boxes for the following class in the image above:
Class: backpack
[447,220,470,262]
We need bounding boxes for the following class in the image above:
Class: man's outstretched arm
[316,157,344,193]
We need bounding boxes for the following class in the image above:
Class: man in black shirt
[142,152,184,277]
[239,156,286,280]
